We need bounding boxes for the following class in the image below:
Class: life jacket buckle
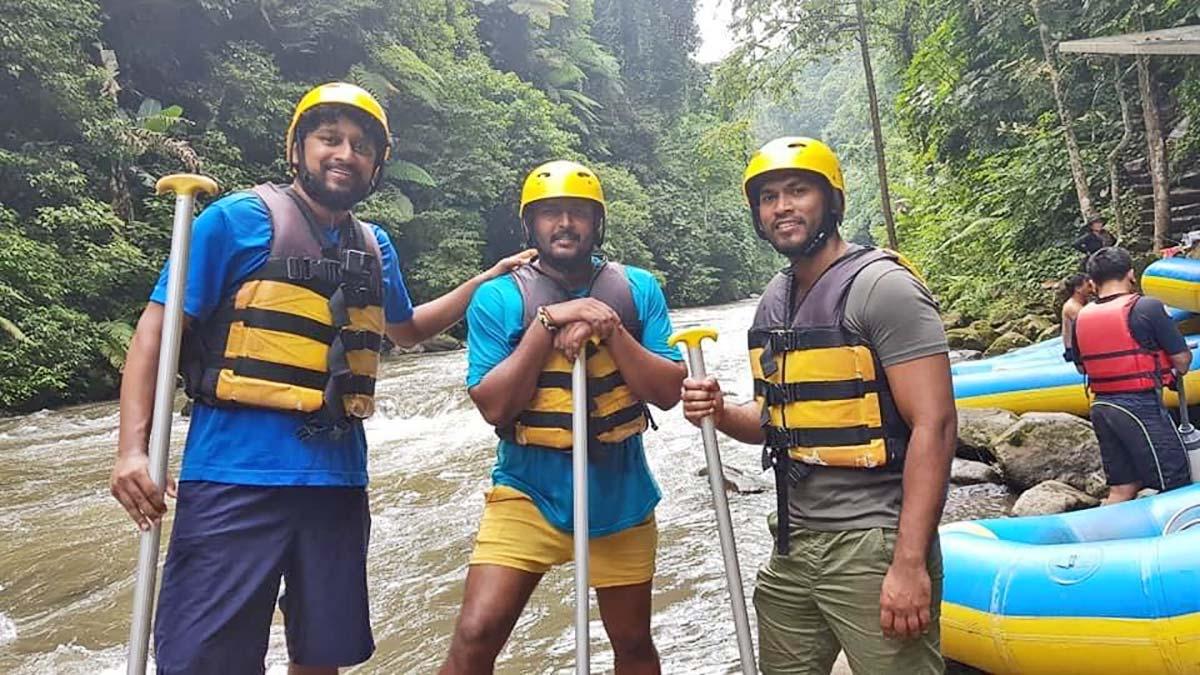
[285,257,311,280]
[342,249,371,277]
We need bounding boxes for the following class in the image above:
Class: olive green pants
[753,516,944,674]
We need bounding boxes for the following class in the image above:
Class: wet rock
[956,407,1019,463]
[948,349,982,364]
[390,333,464,354]
[987,305,1024,328]
[950,458,1002,486]
[968,320,999,346]
[180,399,193,418]
[1008,315,1055,341]
[1036,323,1063,343]
[983,331,1033,357]
[945,327,987,352]
[992,412,1102,492]
[1083,469,1110,500]
[697,464,769,494]
[1011,480,1099,516]
[942,310,969,331]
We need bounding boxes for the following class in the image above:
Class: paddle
[572,349,590,673]
[1174,374,1200,483]
[126,174,219,675]
[668,327,756,674]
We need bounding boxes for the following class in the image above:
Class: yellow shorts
[468,485,657,588]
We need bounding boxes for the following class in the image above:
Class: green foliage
[0,0,776,411]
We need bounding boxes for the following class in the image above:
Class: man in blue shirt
[110,83,532,674]
[439,161,686,674]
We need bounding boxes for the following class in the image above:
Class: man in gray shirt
[681,137,956,674]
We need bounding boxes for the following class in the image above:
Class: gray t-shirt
[785,260,949,531]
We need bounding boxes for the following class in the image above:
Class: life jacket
[750,246,916,554]
[180,183,385,437]
[1075,293,1175,394]
[497,261,649,451]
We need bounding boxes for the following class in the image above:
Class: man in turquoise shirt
[439,161,686,675]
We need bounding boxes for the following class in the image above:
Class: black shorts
[1091,393,1192,491]
[153,481,373,673]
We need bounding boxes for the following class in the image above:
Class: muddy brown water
[0,300,1010,673]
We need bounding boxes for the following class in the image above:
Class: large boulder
[956,407,1019,462]
[391,333,464,354]
[948,349,983,364]
[992,412,1102,491]
[950,458,1003,485]
[697,464,769,494]
[1011,480,1099,516]
[1036,323,1063,343]
[968,320,999,346]
[1009,315,1055,341]
[984,331,1033,357]
[946,327,988,352]
[941,310,969,331]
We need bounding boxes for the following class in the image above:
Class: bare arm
[386,249,536,348]
[111,303,181,530]
[1171,350,1192,375]
[879,352,957,640]
[468,321,556,427]
[594,323,686,410]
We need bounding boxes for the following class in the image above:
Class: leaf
[0,316,28,344]
[96,321,135,370]
[393,191,414,222]
[507,0,568,27]
[137,98,162,120]
[384,160,437,187]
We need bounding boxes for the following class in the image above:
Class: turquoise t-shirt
[465,262,681,537]
[149,190,414,487]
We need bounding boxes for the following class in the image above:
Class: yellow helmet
[519,160,606,220]
[742,136,845,205]
[285,82,391,166]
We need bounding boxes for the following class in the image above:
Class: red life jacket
[1075,293,1175,393]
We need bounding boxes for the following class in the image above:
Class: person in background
[1060,273,1091,362]
[1073,246,1193,504]
[1072,216,1117,258]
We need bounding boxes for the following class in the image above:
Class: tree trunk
[1137,53,1171,251]
[1031,0,1098,224]
[855,0,897,250]
[1106,59,1134,238]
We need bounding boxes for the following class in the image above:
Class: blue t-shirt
[149,190,414,487]
[465,262,681,537]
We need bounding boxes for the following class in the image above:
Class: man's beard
[766,222,828,259]
[535,231,594,273]
[299,164,371,211]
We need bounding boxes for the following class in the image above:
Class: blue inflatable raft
[940,485,1200,674]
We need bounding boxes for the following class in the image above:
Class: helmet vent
[538,172,551,178]
[787,142,807,149]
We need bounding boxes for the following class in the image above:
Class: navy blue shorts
[153,481,373,674]
[1091,393,1191,491]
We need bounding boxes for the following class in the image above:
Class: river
[0,299,1009,673]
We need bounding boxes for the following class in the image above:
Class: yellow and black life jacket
[181,183,385,438]
[497,261,650,451]
[750,246,915,552]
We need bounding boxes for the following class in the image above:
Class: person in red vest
[1073,246,1193,503]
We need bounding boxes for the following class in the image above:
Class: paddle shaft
[126,190,200,675]
[1179,375,1193,428]
[681,344,756,674]
[572,351,590,674]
